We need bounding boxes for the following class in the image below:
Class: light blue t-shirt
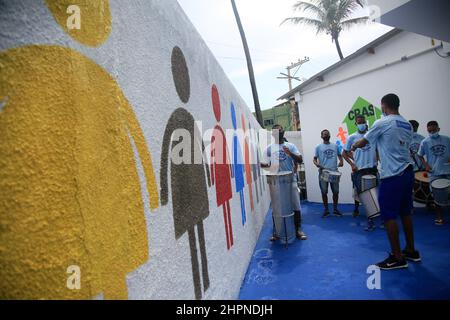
[364,115,413,179]
[418,134,450,180]
[265,142,301,173]
[410,132,425,171]
[345,132,377,170]
[315,143,339,171]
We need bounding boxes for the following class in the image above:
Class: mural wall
[0,0,270,299]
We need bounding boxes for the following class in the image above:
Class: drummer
[418,121,450,225]
[409,120,425,172]
[342,115,379,231]
[313,129,344,217]
[261,124,307,240]
[351,93,419,270]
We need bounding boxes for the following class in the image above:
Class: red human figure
[337,126,348,145]
[242,115,254,212]
[211,85,234,250]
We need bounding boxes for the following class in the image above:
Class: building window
[264,119,274,126]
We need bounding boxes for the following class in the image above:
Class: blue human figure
[231,103,246,225]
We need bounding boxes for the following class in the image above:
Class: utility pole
[277,57,310,91]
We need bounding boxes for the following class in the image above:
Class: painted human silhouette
[256,131,266,192]
[230,103,246,225]
[210,85,234,249]
[249,122,261,203]
[0,0,159,300]
[337,126,348,145]
[160,46,211,300]
[242,115,254,211]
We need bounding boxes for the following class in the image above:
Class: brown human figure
[160,46,211,300]
[242,115,254,211]
[210,84,234,250]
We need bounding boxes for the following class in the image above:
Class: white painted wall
[297,31,450,204]
[0,0,270,299]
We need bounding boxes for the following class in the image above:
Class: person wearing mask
[418,121,450,225]
[409,120,425,172]
[351,93,420,270]
[261,124,307,240]
[343,115,380,231]
[313,130,344,217]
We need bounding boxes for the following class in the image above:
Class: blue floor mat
[239,202,450,300]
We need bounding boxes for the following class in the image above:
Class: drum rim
[431,178,450,188]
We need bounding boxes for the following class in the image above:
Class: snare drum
[431,178,450,206]
[413,171,433,204]
[321,170,342,183]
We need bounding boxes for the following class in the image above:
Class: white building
[279,29,450,203]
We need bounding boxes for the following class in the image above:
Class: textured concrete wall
[0,0,270,300]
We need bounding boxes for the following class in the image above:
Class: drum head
[328,171,341,177]
[431,178,450,189]
[415,171,429,183]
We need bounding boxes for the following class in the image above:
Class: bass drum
[413,171,433,204]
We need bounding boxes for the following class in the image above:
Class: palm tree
[282,0,369,60]
[231,0,263,127]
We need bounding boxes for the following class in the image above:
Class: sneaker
[296,230,307,240]
[376,254,408,270]
[333,209,343,217]
[352,209,360,218]
[270,235,279,242]
[365,221,376,232]
[402,249,421,262]
[322,210,330,218]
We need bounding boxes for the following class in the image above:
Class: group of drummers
[263,93,449,270]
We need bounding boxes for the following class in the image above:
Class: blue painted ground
[239,202,450,300]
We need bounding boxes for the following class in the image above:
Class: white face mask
[357,124,367,132]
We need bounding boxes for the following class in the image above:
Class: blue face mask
[430,132,440,139]
[357,124,367,132]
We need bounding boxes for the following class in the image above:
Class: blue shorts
[319,172,339,195]
[378,166,414,221]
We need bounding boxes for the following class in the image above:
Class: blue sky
[177,0,393,112]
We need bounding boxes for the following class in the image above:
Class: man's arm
[351,137,369,151]
[342,150,357,172]
[338,154,344,167]
[313,156,321,169]
[418,155,432,172]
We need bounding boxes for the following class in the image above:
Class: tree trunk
[230,0,264,127]
[334,36,344,60]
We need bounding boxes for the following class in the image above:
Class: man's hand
[338,160,344,168]
[425,164,433,173]
[283,146,292,156]
[351,163,358,173]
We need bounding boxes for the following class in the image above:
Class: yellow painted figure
[44,0,112,47]
[0,45,159,299]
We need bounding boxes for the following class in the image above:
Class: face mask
[357,124,367,132]
[429,132,439,139]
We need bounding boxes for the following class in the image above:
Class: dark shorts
[379,166,414,221]
[318,172,339,195]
